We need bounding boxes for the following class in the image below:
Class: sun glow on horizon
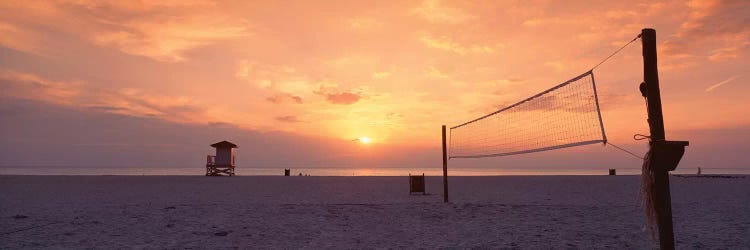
[358,137,372,144]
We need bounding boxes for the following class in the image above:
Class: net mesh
[449,71,607,159]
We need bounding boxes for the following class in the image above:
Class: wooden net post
[442,125,449,203]
[642,28,675,250]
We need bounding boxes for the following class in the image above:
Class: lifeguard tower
[206,140,237,176]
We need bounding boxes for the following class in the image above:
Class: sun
[358,137,372,144]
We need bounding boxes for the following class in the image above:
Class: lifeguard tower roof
[211,140,238,148]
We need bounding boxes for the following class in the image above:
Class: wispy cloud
[0,1,250,62]
[661,0,750,63]
[0,21,48,56]
[372,71,392,79]
[346,17,383,31]
[544,61,568,72]
[418,33,502,55]
[0,70,207,122]
[705,76,739,92]
[235,60,313,94]
[92,16,250,62]
[709,44,747,61]
[424,66,449,79]
[411,0,474,24]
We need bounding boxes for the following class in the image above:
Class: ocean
[1,166,748,176]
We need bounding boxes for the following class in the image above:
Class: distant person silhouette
[697,167,702,175]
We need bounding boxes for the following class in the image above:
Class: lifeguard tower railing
[206,155,235,166]
[205,155,235,176]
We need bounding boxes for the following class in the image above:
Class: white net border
[449,71,607,159]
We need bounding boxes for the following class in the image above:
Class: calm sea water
[1,166,748,176]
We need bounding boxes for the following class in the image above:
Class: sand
[1,175,748,249]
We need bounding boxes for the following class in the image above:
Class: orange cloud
[316,90,362,105]
[0,1,250,62]
[0,21,48,56]
[661,0,750,62]
[92,17,249,62]
[275,115,304,123]
[266,93,303,104]
[313,82,365,105]
[0,70,211,123]
[326,92,361,105]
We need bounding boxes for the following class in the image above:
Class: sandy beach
[1,175,748,249]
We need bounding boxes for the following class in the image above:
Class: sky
[1,0,748,173]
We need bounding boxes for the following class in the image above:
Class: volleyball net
[449,70,607,159]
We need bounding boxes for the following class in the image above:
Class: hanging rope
[639,148,658,239]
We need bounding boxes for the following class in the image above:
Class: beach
[1,175,748,248]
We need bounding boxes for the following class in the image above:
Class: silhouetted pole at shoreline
[442,125,449,203]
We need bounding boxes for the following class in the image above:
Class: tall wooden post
[641,28,675,250]
[442,125,449,203]
[642,29,666,140]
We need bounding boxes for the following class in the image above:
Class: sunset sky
[1,0,748,172]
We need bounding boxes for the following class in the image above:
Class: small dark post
[284,169,290,176]
[409,173,427,195]
[642,28,675,250]
[442,125,449,203]
[609,169,616,176]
